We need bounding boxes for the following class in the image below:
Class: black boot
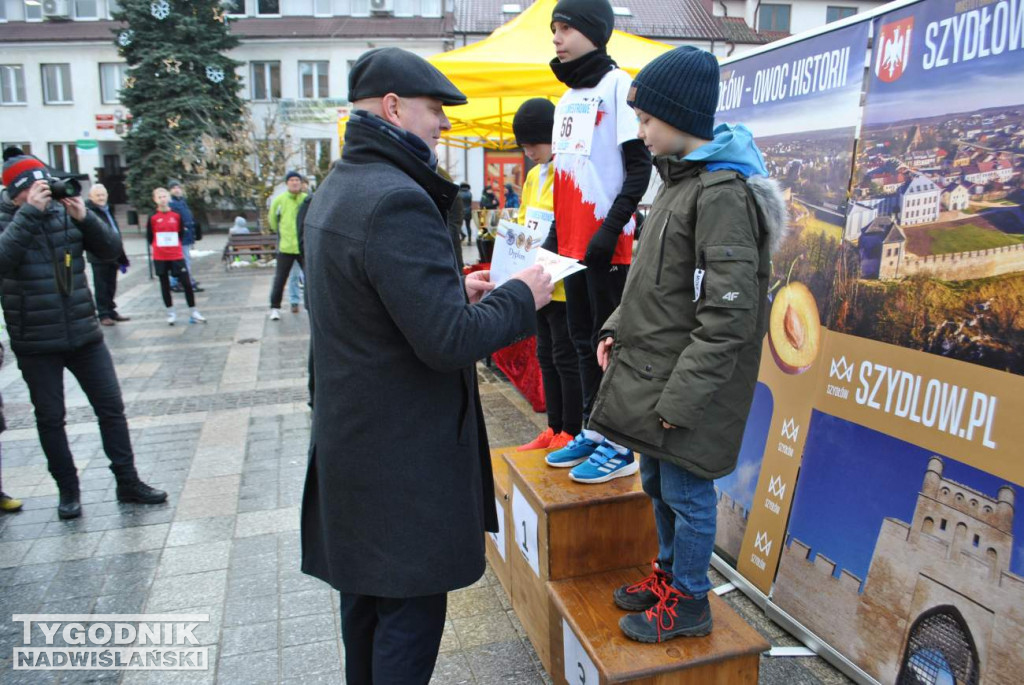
[58,489,82,520]
[116,479,168,505]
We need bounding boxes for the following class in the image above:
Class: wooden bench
[549,568,770,684]
[222,233,279,270]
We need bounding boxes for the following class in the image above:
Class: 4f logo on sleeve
[722,291,740,302]
[875,17,914,83]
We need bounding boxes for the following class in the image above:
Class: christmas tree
[113,0,245,210]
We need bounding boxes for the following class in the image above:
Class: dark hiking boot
[619,585,713,643]
[116,480,168,505]
[613,559,671,612]
[58,490,82,520]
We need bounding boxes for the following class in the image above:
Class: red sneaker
[517,427,555,451]
[547,431,574,450]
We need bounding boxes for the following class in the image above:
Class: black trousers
[157,262,195,308]
[91,263,119,318]
[16,341,137,492]
[563,263,630,424]
[537,301,582,435]
[463,216,473,244]
[340,592,447,685]
[270,252,304,309]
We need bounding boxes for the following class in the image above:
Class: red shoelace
[644,582,692,642]
[624,559,670,597]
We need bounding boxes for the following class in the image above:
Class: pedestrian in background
[166,180,202,292]
[458,182,473,245]
[85,183,130,326]
[267,171,308,320]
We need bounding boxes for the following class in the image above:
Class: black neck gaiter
[550,49,617,89]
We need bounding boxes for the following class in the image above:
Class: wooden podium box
[548,568,770,684]
[484,448,514,597]
[503,450,659,672]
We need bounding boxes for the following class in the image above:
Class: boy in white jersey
[544,0,653,483]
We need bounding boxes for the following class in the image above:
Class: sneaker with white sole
[190,310,207,324]
[166,310,176,326]
[269,309,281,321]
[545,432,602,468]
[569,444,638,483]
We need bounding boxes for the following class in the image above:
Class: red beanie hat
[2,152,47,195]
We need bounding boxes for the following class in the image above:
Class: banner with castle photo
[832,0,1024,375]
[711,19,871,590]
[768,1,1024,681]
[772,327,1024,684]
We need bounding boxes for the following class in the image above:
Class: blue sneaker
[545,432,602,468]
[570,444,638,484]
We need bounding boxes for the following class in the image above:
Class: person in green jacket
[585,47,788,643]
[267,171,309,320]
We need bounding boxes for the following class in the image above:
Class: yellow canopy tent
[337,0,672,150]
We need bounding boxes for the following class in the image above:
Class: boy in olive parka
[588,47,787,643]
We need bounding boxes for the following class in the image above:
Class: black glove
[541,220,558,253]
[584,224,620,267]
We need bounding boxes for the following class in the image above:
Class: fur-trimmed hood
[746,174,789,255]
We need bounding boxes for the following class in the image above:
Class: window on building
[826,6,857,23]
[25,0,43,21]
[49,143,79,174]
[41,64,73,104]
[940,518,947,530]
[250,61,280,101]
[223,0,245,14]
[0,65,26,105]
[99,63,128,104]
[0,1,6,20]
[314,0,332,16]
[257,0,279,15]
[303,138,332,184]
[758,4,791,32]
[107,0,121,18]
[972,534,980,547]
[395,0,416,15]
[299,61,329,99]
[75,0,98,18]
[421,0,441,16]
[350,0,370,16]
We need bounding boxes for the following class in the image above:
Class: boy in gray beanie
[588,46,789,642]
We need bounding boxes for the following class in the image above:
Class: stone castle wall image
[715,491,748,562]
[880,241,1024,281]
[772,457,1024,684]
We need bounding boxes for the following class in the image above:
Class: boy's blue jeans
[639,454,716,599]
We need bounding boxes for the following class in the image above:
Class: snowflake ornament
[117,30,133,48]
[150,0,170,20]
[205,66,225,83]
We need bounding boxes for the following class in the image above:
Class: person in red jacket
[147,188,206,325]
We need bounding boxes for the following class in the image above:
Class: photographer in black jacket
[0,149,166,519]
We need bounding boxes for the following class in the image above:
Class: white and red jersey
[149,210,184,261]
[552,68,639,265]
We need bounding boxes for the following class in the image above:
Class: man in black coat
[300,48,552,684]
[0,151,166,520]
[85,183,129,326]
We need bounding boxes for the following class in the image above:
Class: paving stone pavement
[0,234,853,683]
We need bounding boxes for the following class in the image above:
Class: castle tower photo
[773,457,1024,684]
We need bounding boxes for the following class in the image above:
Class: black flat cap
[348,47,467,106]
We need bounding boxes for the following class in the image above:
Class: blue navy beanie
[285,170,303,182]
[551,0,615,49]
[627,46,720,140]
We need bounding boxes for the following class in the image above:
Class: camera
[47,173,88,200]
